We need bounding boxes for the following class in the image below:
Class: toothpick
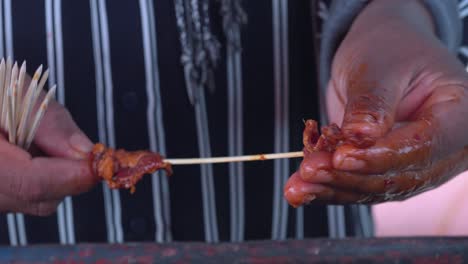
[24,85,56,150]
[16,74,39,148]
[7,63,18,144]
[30,66,45,112]
[6,83,15,144]
[16,61,26,120]
[1,58,12,129]
[0,59,5,130]
[164,151,304,165]
[10,62,18,114]
[18,79,37,147]
[36,68,48,94]
[0,58,55,150]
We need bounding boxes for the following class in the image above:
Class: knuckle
[31,202,58,216]
[52,103,73,121]
[346,94,390,119]
[12,175,45,203]
[10,173,29,202]
[357,194,374,204]
[26,186,46,202]
[443,85,467,103]
[18,186,44,203]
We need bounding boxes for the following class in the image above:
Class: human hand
[285,0,468,206]
[0,78,96,216]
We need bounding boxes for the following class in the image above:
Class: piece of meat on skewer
[303,120,344,154]
[286,119,378,207]
[89,143,172,193]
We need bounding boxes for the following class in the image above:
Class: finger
[299,151,333,182]
[333,85,468,173]
[22,200,61,216]
[0,139,97,201]
[0,135,32,160]
[33,100,93,160]
[17,73,92,159]
[300,154,370,191]
[333,121,430,173]
[300,154,391,195]
[284,172,330,207]
[322,169,424,197]
[2,155,97,202]
[28,157,97,200]
[299,151,390,193]
[0,193,60,216]
[314,189,366,204]
[28,143,45,157]
[341,93,397,148]
[298,148,429,197]
[336,62,404,148]
[284,173,366,206]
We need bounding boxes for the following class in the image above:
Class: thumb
[0,139,97,202]
[333,63,403,148]
[340,92,396,148]
[28,157,98,199]
[33,100,93,159]
[10,157,98,202]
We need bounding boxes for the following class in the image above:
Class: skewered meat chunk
[89,143,172,193]
[303,120,344,154]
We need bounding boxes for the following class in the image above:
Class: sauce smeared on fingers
[285,119,374,207]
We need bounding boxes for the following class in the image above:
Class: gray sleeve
[318,0,463,114]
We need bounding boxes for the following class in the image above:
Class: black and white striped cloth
[0,0,413,245]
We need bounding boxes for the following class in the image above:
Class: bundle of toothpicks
[0,58,56,150]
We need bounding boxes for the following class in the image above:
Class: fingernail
[300,163,316,181]
[343,128,376,148]
[284,188,301,208]
[69,132,93,158]
[347,114,378,125]
[302,194,316,205]
[335,155,366,170]
[316,170,333,182]
[301,168,333,183]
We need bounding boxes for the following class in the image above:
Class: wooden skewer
[164,151,304,165]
